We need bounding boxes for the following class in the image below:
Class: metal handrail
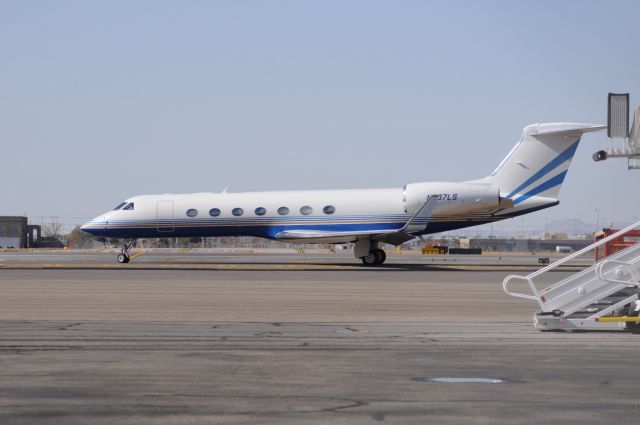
[502,220,640,303]
[596,257,640,286]
[502,275,539,301]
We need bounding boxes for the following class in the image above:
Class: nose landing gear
[117,241,135,264]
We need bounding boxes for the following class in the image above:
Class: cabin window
[255,207,266,216]
[186,208,198,217]
[123,203,134,210]
[209,208,221,217]
[232,208,244,216]
[277,206,289,215]
[113,202,127,210]
[323,205,335,215]
[300,206,313,215]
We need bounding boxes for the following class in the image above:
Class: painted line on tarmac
[0,262,356,271]
[129,252,146,262]
[0,261,586,272]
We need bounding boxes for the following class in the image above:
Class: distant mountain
[545,218,594,235]
[546,218,633,234]
[438,217,634,239]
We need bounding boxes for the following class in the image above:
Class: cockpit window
[113,202,127,210]
[122,203,134,210]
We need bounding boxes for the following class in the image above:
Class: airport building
[0,216,63,249]
[459,237,592,253]
[0,216,28,248]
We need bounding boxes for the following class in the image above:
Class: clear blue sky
[1,0,638,233]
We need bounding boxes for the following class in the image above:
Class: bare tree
[65,226,97,249]
[43,222,63,238]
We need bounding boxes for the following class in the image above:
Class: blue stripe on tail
[506,140,579,199]
[513,170,568,205]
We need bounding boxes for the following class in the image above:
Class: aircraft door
[156,200,175,232]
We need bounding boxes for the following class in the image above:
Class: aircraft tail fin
[480,123,605,205]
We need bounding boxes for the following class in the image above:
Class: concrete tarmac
[1,251,638,424]
[0,247,595,269]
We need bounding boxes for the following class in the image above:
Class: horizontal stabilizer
[531,124,606,137]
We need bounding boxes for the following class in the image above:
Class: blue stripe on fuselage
[82,201,559,240]
[83,221,406,239]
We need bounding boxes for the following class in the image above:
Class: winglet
[401,194,439,234]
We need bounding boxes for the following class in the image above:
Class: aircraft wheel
[627,322,640,333]
[372,248,386,265]
[361,252,377,266]
[117,254,130,264]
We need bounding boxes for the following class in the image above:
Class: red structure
[595,228,640,261]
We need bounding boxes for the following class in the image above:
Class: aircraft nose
[80,222,92,233]
[80,215,105,233]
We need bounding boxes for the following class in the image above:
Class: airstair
[503,221,640,332]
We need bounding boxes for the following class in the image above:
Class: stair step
[567,312,596,319]
[608,289,637,295]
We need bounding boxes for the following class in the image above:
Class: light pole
[594,209,600,233]
[544,216,549,234]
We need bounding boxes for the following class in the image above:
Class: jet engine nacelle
[403,182,503,216]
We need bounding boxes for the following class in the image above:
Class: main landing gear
[354,239,387,266]
[117,240,135,264]
[361,248,386,266]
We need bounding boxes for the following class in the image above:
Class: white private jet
[81,122,605,265]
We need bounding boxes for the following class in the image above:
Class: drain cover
[415,377,506,384]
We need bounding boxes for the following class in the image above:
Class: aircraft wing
[274,195,438,245]
[274,228,400,240]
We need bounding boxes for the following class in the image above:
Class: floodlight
[608,93,629,138]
